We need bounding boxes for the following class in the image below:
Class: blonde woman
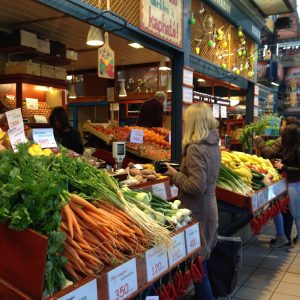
[167,103,221,300]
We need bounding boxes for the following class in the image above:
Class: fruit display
[219,150,281,194]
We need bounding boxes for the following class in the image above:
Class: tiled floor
[230,223,300,300]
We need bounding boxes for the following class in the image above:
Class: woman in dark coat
[49,106,84,155]
[166,102,221,300]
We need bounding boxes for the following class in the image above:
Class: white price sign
[152,182,167,200]
[6,108,23,129]
[32,128,57,148]
[220,106,227,118]
[130,129,144,144]
[8,124,27,151]
[170,185,178,198]
[145,245,169,281]
[251,194,258,212]
[25,98,39,110]
[185,223,201,254]
[168,231,186,266]
[107,258,138,300]
[146,297,159,300]
[58,279,97,300]
[213,104,220,118]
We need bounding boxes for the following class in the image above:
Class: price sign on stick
[33,128,57,148]
[107,258,138,300]
[168,231,186,266]
[185,222,201,254]
[5,108,23,129]
[145,245,169,281]
[130,129,144,144]
[58,278,97,300]
[8,124,27,151]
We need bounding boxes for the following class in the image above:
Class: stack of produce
[0,143,173,296]
[220,150,280,191]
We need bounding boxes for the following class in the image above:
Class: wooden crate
[83,121,114,145]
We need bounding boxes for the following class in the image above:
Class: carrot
[62,204,74,239]
[77,249,101,266]
[69,202,99,228]
[70,194,101,215]
[69,206,83,238]
[64,243,86,271]
[64,262,80,281]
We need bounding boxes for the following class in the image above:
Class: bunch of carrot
[61,193,148,280]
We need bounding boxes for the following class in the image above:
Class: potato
[141,169,155,176]
[129,168,141,176]
[146,174,157,181]
[128,162,135,169]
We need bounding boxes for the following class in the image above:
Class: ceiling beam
[10,15,70,27]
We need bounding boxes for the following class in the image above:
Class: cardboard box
[36,39,50,54]
[66,49,78,61]
[40,64,54,78]
[19,30,38,49]
[5,60,40,76]
[54,67,67,80]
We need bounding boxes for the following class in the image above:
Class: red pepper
[190,262,203,283]
[162,284,171,300]
[196,256,206,278]
[183,269,192,290]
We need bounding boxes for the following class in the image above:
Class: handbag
[206,236,242,298]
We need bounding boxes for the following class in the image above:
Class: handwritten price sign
[145,245,169,281]
[8,124,27,151]
[151,182,167,200]
[168,231,186,267]
[58,278,97,300]
[5,108,23,129]
[107,258,138,300]
[185,222,201,254]
[32,128,57,148]
[130,129,144,144]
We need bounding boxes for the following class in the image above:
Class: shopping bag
[206,236,242,298]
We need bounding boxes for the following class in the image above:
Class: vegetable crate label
[5,108,23,129]
[130,129,144,144]
[168,231,186,266]
[185,222,201,254]
[145,245,169,281]
[58,278,97,300]
[107,258,138,300]
[151,183,167,200]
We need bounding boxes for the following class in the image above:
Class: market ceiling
[0,0,164,71]
[250,0,294,16]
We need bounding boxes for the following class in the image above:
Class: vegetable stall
[0,143,203,300]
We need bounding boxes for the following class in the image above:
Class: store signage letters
[58,279,98,300]
[168,231,186,266]
[140,0,183,47]
[145,245,169,281]
[107,258,138,300]
[185,222,201,254]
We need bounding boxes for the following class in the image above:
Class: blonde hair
[182,102,218,148]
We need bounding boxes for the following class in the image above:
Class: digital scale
[112,141,126,170]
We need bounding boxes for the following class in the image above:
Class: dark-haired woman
[274,124,300,251]
[49,106,84,154]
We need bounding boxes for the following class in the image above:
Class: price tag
[185,223,201,254]
[5,108,23,129]
[152,182,167,200]
[130,129,144,144]
[220,106,227,118]
[58,278,97,300]
[8,124,27,151]
[170,185,178,198]
[32,128,57,148]
[251,194,258,212]
[25,98,39,110]
[168,231,186,266]
[146,297,159,300]
[268,185,276,201]
[34,115,48,123]
[145,245,169,281]
[212,104,220,118]
[107,258,138,300]
[133,164,143,170]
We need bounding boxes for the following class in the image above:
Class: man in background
[136,91,166,128]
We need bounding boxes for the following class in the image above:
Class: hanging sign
[107,258,138,300]
[183,68,194,87]
[58,279,98,300]
[145,245,169,281]
[98,32,115,79]
[183,86,193,103]
[32,128,57,148]
[140,0,183,48]
[8,124,27,151]
[5,108,23,129]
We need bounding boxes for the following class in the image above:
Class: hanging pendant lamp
[86,25,104,46]
[119,79,127,97]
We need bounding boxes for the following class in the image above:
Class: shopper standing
[274,124,300,252]
[166,103,221,300]
[136,91,166,128]
[49,106,84,155]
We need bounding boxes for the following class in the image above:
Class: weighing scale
[112,141,126,170]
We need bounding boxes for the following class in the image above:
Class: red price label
[151,262,162,276]
[115,283,129,300]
